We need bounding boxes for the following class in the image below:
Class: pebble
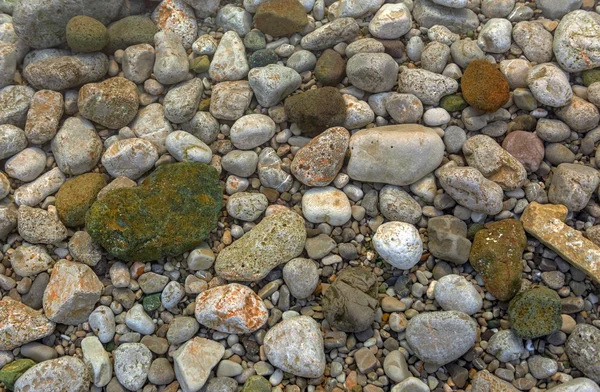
[487,330,524,362]
[527,63,573,107]
[282,258,319,299]
[554,11,600,72]
[210,31,249,82]
[477,18,512,53]
[301,18,359,50]
[373,221,422,269]
[230,114,277,149]
[24,90,63,144]
[368,3,412,39]
[82,336,112,387]
[13,356,90,392]
[4,147,46,182]
[13,167,65,207]
[17,205,68,245]
[226,192,268,221]
[398,68,458,105]
[114,343,152,391]
[153,31,188,85]
[434,274,482,315]
[565,324,600,383]
[248,64,301,107]
[51,117,103,175]
[302,187,352,226]
[101,138,159,180]
[173,337,225,391]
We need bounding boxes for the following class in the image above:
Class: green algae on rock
[284,87,346,137]
[508,285,562,339]
[0,359,36,391]
[241,375,272,392]
[106,15,158,53]
[469,219,526,301]
[86,162,222,262]
[254,0,308,37]
[66,15,109,53]
[56,173,106,227]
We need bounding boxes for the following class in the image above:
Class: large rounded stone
[66,15,109,53]
[284,87,346,136]
[508,286,562,339]
[553,11,600,73]
[254,0,308,37]
[78,77,139,129]
[51,117,102,176]
[346,53,398,93]
[106,16,158,53]
[565,324,600,383]
[373,222,423,270]
[13,356,91,392]
[101,138,159,180]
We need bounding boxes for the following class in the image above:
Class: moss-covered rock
[56,173,106,227]
[143,293,161,312]
[582,68,600,87]
[254,0,308,37]
[241,375,272,392]
[284,87,346,137]
[461,60,510,113]
[249,49,278,69]
[86,162,222,262]
[314,49,346,86]
[106,16,158,54]
[440,94,468,112]
[190,56,210,73]
[66,15,109,53]
[0,359,36,391]
[508,286,562,339]
[469,219,526,301]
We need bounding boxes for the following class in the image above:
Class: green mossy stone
[199,98,211,111]
[582,69,600,87]
[85,162,222,262]
[508,286,562,339]
[55,173,107,227]
[254,0,308,37]
[106,16,158,54]
[244,30,266,51]
[241,376,272,392]
[0,359,36,391]
[66,15,109,53]
[314,49,346,86]
[440,94,468,112]
[143,293,162,312]
[469,219,526,302]
[284,86,346,137]
[190,56,210,73]
[249,49,278,69]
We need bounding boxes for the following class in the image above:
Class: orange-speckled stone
[0,298,55,350]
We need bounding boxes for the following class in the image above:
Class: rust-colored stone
[461,60,510,113]
[0,298,56,350]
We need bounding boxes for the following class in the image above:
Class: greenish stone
[254,0,309,37]
[66,15,109,53]
[86,162,222,262]
[55,173,107,227]
[582,69,600,87]
[106,16,158,53]
[508,286,562,339]
[469,219,526,302]
[199,98,211,111]
[104,341,115,352]
[440,94,468,112]
[143,293,162,312]
[467,223,485,241]
[284,86,346,137]
[314,49,346,86]
[190,56,210,73]
[0,359,36,391]
[244,30,266,51]
[241,376,272,392]
[511,114,536,132]
[249,49,278,69]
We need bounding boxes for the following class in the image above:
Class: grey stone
[173,337,224,392]
[222,150,259,177]
[148,358,175,385]
[481,0,515,17]
[536,119,571,143]
[379,185,422,224]
[126,304,155,335]
[346,53,398,93]
[384,93,423,124]
[546,378,600,392]
[527,63,572,107]
[0,124,27,160]
[51,117,102,176]
[368,3,412,39]
[182,111,220,145]
[210,31,249,82]
[122,44,155,84]
[210,81,253,121]
[478,18,512,53]
[397,68,458,105]
[153,31,189,85]
[434,274,482,315]
[10,244,53,277]
[565,324,600,383]
[282,258,319,299]
[130,103,173,154]
[248,64,301,107]
[165,131,212,164]
[286,50,317,73]
[0,85,34,127]
[101,138,159,180]
[513,22,554,64]
[301,17,359,50]
[89,305,116,344]
[216,4,252,36]
[226,192,268,221]
[421,41,450,74]
[18,206,68,245]
[391,377,430,392]
[537,0,582,20]
[151,0,197,49]
[383,350,410,383]
[554,11,600,73]
[555,96,599,133]
[427,216,471,264]
[14,356,91,392]
[305,234,336,259]
[528,355,558,379]
[548,163,600,212]
[230,114,276,149]
[164,78,204,124]
[257,147,294,192]
[450,39,485,69]
[413,0,479,33]
[167,317,200,345]
[82,336,112,388]
[486,330,524,362]
[114,343,152,391]
[23,53,108,91]
[4,147,46,182]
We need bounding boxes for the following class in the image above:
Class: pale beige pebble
[561,314,577,334]
[97,176,137,200]
[173,337,225,391]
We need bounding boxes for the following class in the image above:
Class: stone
[412,0,479,33]
[406,311,477,366]
[548,163,600,211]
[173,337,225,392]
[427,216,472,264]
[151,0,197,49]
[24,90,64,145]
[314,49,346,86]
[78,77,139,130]
[148,358,175,385]
[300,17,360,50]
[398,68,458,105]
[461,60,510,113]
[248,64,301,107]
[522,202,600,283]
[257,147,294,192]
[478,18,512,53]
[383,350,410,383]
[547,379,600,392]
[4,148,46,182]
[286,50,317,74]
[248,49,277,69]
[537,0,582,19]
[555,96,599,133]
[0,86,34,128]
[254,0,308,37]
[166,131,212,164]
[451,39,486,69]
[13,167,65,207]
[23,53,108,91]
[10,244,54,277]
[210,81,253,121]
[114,343,152,391]
[106,16,158,53]
[87,163,221,262]
[512,22,554,64]
[66,15,108,53]
[322,267,378,332]
[163,78,204,124]
[343,94,375,129]
[0,359,36,391]
[302,187,352,226]
[392,377,429,392]
[17,206,68,245]
[82,336,112,387]
[284,87,346,136]
[209,31,249,82]
[216,5,252,37]
[471,370,519,392]
[305,234,336,259]
[55,173,106,227]
[508,286,562,339]
[43,260,103,325]
[282,258,319,299]
[215,209,306,281]
[328,0,384,18]
[346,53,398,93]
[242,376,272,392]
[421,42,451,74]
[51,117,103,176]
[264,316,326,378]
[13,356,91,392]
[230,114,276,149]
[379,185,422,224]
[130,103,173,154]
[347,125,445,186]
[501,131,545,173]
[527,63,572,107]
[68,231,102,267]
[126,304,155,335]
[553,11,600,72]
[368,3,412,39]
[434,274,482,315]
[226,192,268,221]
[373,222,422,270]
[101,139,158,180]
[355,347,378,374]
[166,317,199,344]
[528,356,558,379]
[291,127,349,186]
[385,93,424,124]
[487,330,524,362]
[222,150,259,178]
[469,219,526,301]
[153,31,189,85]
[0,298,55,350]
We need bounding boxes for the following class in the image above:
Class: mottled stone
[254,0,308,37]
[0,298,55,350]
[471,370,519,392]
[13,356,91,392]
[78,77,139,129]
[508,285,562,339]
[173,337,225,392]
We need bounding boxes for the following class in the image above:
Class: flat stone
[300,18,359,51]
[13,356,91,392]
[0,298,55,350]
[23,53,108,91]
[413,0,479,33]
[471,370,519,392]
[173,337,225,392]
[397,68,458,105]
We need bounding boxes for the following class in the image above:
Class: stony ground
[0,0,600,391]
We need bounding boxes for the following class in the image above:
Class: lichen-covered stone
[469,219,526,301]
[242,376,272,392]
[86,162,222,262]
[284,87,346,137]
[508,286,562,339]
[314,49,346,86]
[440,94,468,112]
[14,356,91,392]
[66,15,109,53]
[106,16,159,53]
[254,0,308,37]
[0,359,36,391]
[461,60,510,112]
[56,173,106,227]
[78,77,139,129]
[0,298,55,350]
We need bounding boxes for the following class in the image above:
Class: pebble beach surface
[1,0,600,391]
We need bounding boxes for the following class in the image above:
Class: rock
[114,343,152,391]
[13,356,91,392]
[24,90,64,145]
[412,0,479,33]
[461,60,510,112]
[153,31,189,85]
[548,163,600,211]
[68,231,102,267]
[101,138,158,180]
[43,260,103,325]
[151,0,197,49]
[522,202,600,284]
[184,0,220,17]
[164,78,203,124]
[0,85,34,127]
[18,205,68,245]
[13,167,65,207]
[392,377,430,392]
[254,0,308,37]
[66,15,108,53]
[346,53,398,93]
[209,31,249,82]
[284,87,346,136]
[222,150,259,178]
[12,0,123,49]
[427,216,472,264]
[536,119,571,143]
[379,185,422,224]
[55,173,106,227]
[230,114,276,149]
[78,77,139,129]
[434,274,482,315]
[383,350,410,383]
[368,3,412,39]
[291,127,349,186]
[282,258,319,299]
[51,117,103,176]
[528,355,558,380]
[406,311,477,366]
[501,131,545,173]
[210,81,254,121]
[343,94,374,129]
[242,375,272,392]
[348,125,444,186]
[471,370,519,392]
[126,304,155,335]
[508,286,562,339]
[421,42,451,74]
[5,148,46,182]
[89,306,116,343]
[300,17,359,50]
[86,162,221,262]
[166,131,212,163]
[173,337,225,391]
[216,5,252,37]
[555,96,599,133]
[463,135,527,191]
[450,39,486,69]
[553,11,600,72]
[328,0,384,18]
[0,359,36,391]
[487,330,524,362]
[226,192,268,221]
[23,53,108,91]
[264,316,325,378]
[527,63,572,107]
[215,209,306,281]
[248,64,301,107]
[0,298,55,350]
[384,93,424,124]
[314,49,346,86]
[10,244,53,277]
[148,358,175,385]
[302,187,352,226]
[130,103,173,154]
[106,16,158,53]
[373,221,422,270]
[469,219,526,301]
[305,234,336,259]
[397,68,458,105]
[82,336,112,387]
[123,44,155,84]
[537,0,582,19]
[286,50,317,73]
[322,267,378,332]
[257,147,294,192]
[512,22,554,64]
[478,18,512,53]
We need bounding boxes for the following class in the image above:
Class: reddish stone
[502,130,545,172]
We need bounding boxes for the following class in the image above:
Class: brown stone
[254,0,309,37]
[461,60,510,113]
[314,49,346,86]
[521,202,600,283]
[0,298,56,350]
[472,370,519,392]
[24,90,64,145]
[501,131,545,172]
